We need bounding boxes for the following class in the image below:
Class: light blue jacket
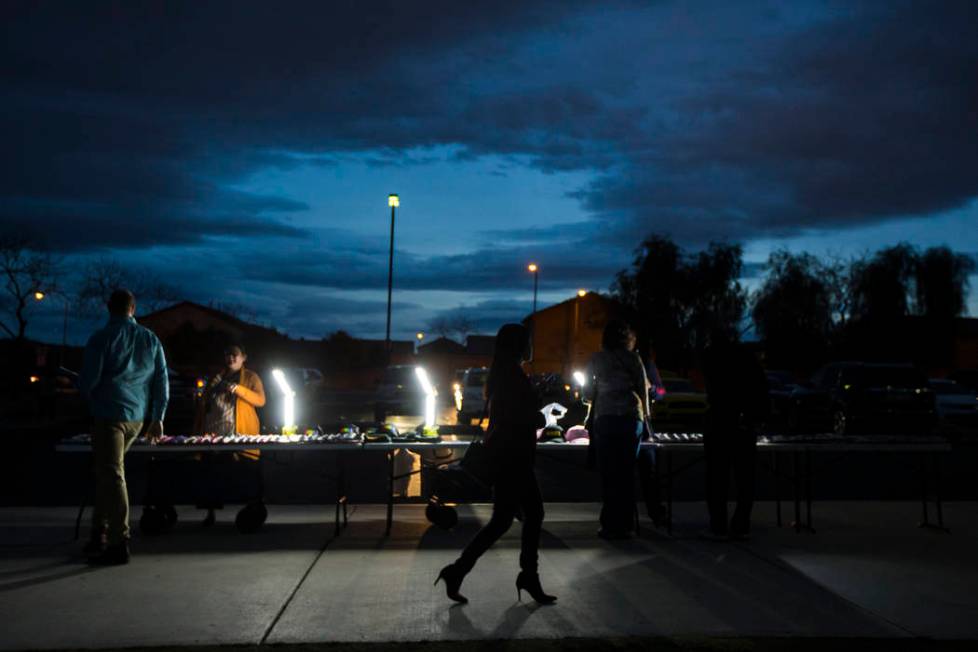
[79,315,169,422]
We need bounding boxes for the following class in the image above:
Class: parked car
[789,362,936,435]
[929,378,978,430]
[455,367,488,425]
[766,370,802,430]
[651,376,708,432]
[373,365,425,421]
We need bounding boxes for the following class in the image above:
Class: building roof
[522,291,621,322]
[138,301,283,338]
[418,336,466,355]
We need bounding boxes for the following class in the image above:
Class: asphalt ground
[2,501,977,650]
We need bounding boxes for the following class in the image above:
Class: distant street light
[34,291,45,301]
[577,289,587,297]
[385,194,399,366]
[416,332,424,341]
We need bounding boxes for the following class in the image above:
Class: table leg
[666,450,674,536]
[918,451,951,533]
[773,451,782,527]
[805,449,815,534]
[792,451,801,533]
[385,450,395,536]
[919,451,930,526]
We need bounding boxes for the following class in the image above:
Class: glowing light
[452,382,463,412]
[572,370,587,387]
[196,379,205,389]
[577,289,587,297]
[527,263,538,273]
[33,291,45,301]
[416,332,424,340]
[29,375,40,383]
[388,193,400,207]
[415,366,437,429]
[271,369,296,432]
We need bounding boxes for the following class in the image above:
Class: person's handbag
[460,438,494,487]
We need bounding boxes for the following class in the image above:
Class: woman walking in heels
[436,323,557,605]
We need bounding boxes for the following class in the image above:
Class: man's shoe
[88,542,130,566]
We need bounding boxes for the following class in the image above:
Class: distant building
[139,301,413,388]
[524,292,625,377]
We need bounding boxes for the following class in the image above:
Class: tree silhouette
[613,235,745,371]
[0,236,60,340]
[848,243,917,324]
[914,246,976,320]
[751,251,836,373]
[77,257,179,318]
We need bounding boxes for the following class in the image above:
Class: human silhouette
[435,323,557,604]
[701,331,769,540]
[585,320,651,539]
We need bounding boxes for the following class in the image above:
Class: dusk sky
[3,0,977,344]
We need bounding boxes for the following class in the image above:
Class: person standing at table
[700,330,769,540]
[435,323,557,605]
[585,320,651,539]
[79,289,169,565]
[193,343,266,527]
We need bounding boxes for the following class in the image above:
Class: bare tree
[427,313,475,342]
[0,237,60,340]
[77,257,179,317]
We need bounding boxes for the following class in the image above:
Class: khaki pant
[91,419,142,544]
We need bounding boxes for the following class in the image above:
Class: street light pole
[385,194,399,366]
[527,263,539,373]
[528,263,539,314]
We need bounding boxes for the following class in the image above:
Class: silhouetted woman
[586,320,651,539]
[435,323,556,604]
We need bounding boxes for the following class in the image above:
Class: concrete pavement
[1,501,976,649]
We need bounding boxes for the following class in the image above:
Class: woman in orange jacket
[194,343,266,526]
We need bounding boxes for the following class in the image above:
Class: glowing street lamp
[577,289,587,297]
[416,332,424,341]
[414,366,437,431]
[33,291,45,301]
[385,193,400,365]
[572,370,587,387]
[271,369,297,434]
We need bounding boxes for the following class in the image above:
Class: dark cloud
[3,0,977,341]
[428,298,536,335]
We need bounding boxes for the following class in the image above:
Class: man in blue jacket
[79,289,169,564]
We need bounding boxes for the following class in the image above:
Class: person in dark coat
[435,323,557,604]
[701,331,769,540]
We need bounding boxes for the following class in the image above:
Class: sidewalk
[1,501,976,649]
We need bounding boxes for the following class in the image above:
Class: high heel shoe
[434,564,468,604]
[515,571,556,604]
